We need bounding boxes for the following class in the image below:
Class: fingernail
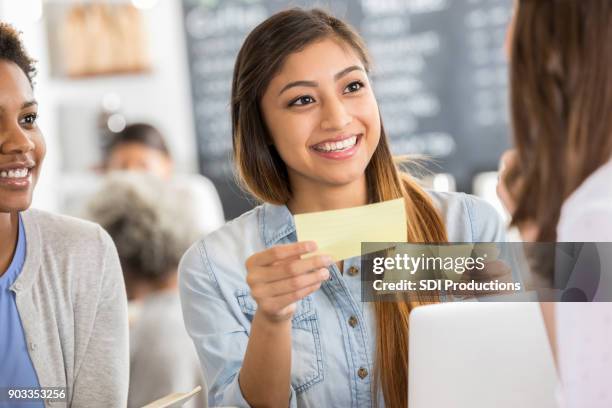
[322,256,333,265]
[306,241,317,252]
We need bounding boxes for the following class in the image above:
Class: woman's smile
[0,161,35,190]
[310,133,362,160]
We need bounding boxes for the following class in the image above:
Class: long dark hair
[232,8,447,407]
[508,0,612,241]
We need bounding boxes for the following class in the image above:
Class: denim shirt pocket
[235,289,324,394]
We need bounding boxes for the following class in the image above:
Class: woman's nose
[0,124,35,155]
[320,97,352,131]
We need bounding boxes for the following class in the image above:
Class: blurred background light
[131,0,159,10]
[102,93,122,112]
[107,113,127,133]
[2,0,43,24]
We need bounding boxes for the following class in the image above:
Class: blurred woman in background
[102,123,226,233]
[103,122,173,179]
[0,23,128,406]
[499,1,612,407]
[61,121,226,233]
[88,172,206,408]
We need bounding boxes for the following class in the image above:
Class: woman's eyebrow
[22,100,38,109]
[334,65,364,80]
[279,80,318,96]
[0,100,37,113]
[278,65,365,96]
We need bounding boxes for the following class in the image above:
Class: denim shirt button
[347,266,359,276]
[357,367,368,379]
[348,315,358,328]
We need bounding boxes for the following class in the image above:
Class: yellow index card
[141,386,202,408]
[294,198,407,261]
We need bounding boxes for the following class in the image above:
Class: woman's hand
[245,241,332,323]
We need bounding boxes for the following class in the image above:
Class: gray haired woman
[0,23,128,407]
[87,172,207,408]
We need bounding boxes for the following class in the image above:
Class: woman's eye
[344,81,364,94]
[20,113,38,127]
[289,95,315,107]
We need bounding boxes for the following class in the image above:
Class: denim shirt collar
[260,202,296,247]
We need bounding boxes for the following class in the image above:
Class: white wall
[0,0,197,212]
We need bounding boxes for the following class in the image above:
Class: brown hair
[232,8,447,407]
[508,0,612,241]
[104,123,170,160]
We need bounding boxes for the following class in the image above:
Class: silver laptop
[409,302,559,408]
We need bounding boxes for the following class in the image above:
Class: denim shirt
[179,192,505,408]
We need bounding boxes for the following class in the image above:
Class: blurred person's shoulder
[129,292,205,408]
[561,159,612,214]
[171,173,219,207]
[427,190,506,242]
[171,173,226,233]
[558,159,612,241]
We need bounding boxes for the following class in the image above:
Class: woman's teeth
[0,168,29,178]
[313,135,358,153]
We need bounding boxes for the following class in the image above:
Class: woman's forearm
[239,311,293,407]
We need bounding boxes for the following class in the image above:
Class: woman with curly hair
[88,173,206,408]
[0,23,128,406]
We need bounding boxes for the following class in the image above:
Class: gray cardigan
[12,209,129,407]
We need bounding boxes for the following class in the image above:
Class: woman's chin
[0,192,33,213]
[320,169,366,188]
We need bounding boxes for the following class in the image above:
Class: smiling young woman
[179,8,505,408]
[0,23,128,405]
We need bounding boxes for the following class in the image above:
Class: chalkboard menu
[182,0,512,219]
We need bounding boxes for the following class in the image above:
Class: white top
[557,159,612,241]
[556,159,612,408]
[172,174,226,234]
[129,292,206,408]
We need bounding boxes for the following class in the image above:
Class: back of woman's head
[87,173,201,284]
[509,0,612,240]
